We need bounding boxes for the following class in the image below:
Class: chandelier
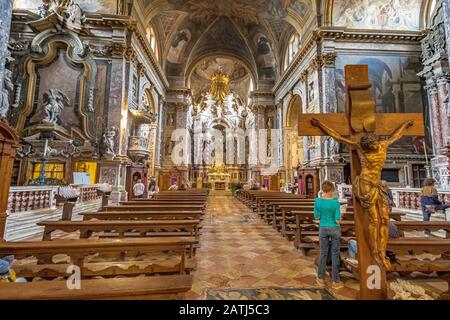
[194,69,240,118]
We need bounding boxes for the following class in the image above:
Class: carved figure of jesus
[312,117,414,269]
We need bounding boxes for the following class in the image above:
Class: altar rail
[7,185,101,214]
[337,184,450,211]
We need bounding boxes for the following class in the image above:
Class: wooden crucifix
[298,65,425,299]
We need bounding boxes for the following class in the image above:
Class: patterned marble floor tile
[188,195,358,300]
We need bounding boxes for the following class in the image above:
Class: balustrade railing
[337,184,450,213]
[7,186,57,213]
[7,185,101,214]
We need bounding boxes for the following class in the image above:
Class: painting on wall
[13,0,117,14]
[167,29,192,64]
[332,0,421,31]
[254,33,276,79]
[267,0,310,19]
[335,54,424,114]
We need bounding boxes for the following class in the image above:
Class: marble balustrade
[338,184,450,213]
[7,185,101,214]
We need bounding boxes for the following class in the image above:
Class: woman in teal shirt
[314,180,343,289]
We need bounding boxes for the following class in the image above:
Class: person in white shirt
[133,179,145,198]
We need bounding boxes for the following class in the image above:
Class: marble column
[426,80,443,155]
[320,53,338,114]
[436,74,450,150]
[276,102,284,170]
[148,122,158,176]
[175,102,190,178]
[155,98,165,169]
[0,0,13,106]
[443,0,450,59]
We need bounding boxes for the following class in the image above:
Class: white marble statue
[67,2,84,25]
[0,51,15,118]
[41,89,70,124]
[103,127,117,156]
[0,69,14,119]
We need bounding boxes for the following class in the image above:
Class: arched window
[285,32,300,70]
[146,26,159,61]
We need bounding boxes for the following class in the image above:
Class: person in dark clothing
[420,178,450,235]
[148,176,156,192]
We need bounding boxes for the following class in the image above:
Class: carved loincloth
[353,176,389,210]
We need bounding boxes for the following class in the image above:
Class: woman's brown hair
[322,180,335,193]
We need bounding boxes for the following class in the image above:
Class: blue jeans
[422,207,431,235]
[317,227,341,282]
[348,239,357,259]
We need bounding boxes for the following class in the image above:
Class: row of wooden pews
[0,189,208,300]
[236,189,450,298]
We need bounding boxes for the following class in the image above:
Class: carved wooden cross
[298,65,425,299]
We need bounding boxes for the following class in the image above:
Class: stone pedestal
[431,155,450,189]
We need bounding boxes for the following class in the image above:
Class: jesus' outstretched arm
[311,118,357,148]
[385,120,414,146]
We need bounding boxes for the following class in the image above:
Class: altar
[207,164,231,191]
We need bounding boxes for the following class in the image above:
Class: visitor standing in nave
[132,179,145,198]
[314,181,343,290]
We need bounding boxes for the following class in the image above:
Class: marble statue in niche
[102,126,117,158]
[40,89,70,125]
[67,1,85,25]
[308,82,314,104]
[0,52,14,118]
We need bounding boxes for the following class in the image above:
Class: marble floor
[186,196,360,300]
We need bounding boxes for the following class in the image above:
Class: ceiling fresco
[332,0,422,31]
[189,57,253,102]
[146,0,309,84]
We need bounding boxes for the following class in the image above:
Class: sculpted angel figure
[67,2,85,25]
[41,89,70,124]
[312,117,414,269]
[0,69,14,118]
[103,127,117,156]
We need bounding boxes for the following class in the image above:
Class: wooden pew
[39,220,200,240]
[149,196,207,200]
[119,200,207,209]
[275,204,315,236]
[255,196,313,216]
[38,220,200,257]
[104,204,205,213]
[81,211,203,221]
[261,200,314,224]
[344,238,450,299]
[0,275,194,300]
[292,211,406,254]
[0,237,197,280]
